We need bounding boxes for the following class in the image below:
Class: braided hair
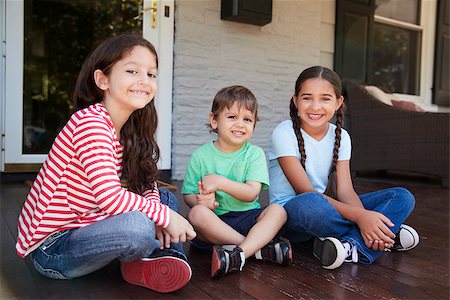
[289,66,345,171]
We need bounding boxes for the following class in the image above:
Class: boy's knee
[187,205,210,226]
[266,204,287,221]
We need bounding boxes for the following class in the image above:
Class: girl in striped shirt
[16,34,196,293]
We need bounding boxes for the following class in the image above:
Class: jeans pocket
[40,230,70,251]
[31,230,71,279]
[32,258,69,280]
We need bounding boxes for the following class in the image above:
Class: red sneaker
[121,252,191,293]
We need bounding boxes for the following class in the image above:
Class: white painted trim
[419,0,437,105]
[374,15,422,31]
[1,0,175,171]
[4,0,46,167]
[143,0,174,170]
[375,0,437,105]
[1,0,5,170]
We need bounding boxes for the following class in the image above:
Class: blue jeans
[31,188,185,279]
[283,187,415,264]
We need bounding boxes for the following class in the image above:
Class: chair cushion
[365,85,397,106]
[391,99,425,112]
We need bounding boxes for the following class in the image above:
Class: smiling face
[293,78,343,136]
[95,45,158,115]
[210,102,256,153]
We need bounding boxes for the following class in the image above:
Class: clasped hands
[154,174,223,249]
[195,174,221,210]
[355,208,396,251]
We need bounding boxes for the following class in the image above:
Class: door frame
[1,0,174,172]
[144,0,174,170]
[0,0,5,171]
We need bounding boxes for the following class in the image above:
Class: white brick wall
[172,0,334,179]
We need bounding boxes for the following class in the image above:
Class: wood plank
[186,246,256,299]
[1,176,449,299]
[1,213,49,299]
[97,260,210,299]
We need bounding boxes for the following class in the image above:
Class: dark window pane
[369,22,421,95]
[23,0,142,154]
[342,12,369,82]
[375,0,419,24]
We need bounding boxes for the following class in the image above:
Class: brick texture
[172,0,331,179]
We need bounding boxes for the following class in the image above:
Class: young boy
[182,85,292,279]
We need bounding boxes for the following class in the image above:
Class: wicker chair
[344,81,449,187]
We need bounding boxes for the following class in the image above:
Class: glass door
[3,0,173,171]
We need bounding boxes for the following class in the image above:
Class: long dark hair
[289,66,345,170]
[73,34,160,194]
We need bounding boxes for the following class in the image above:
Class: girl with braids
[16,34,196,293]
[268,66,419,269]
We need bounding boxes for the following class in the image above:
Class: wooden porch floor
[1,173,448,299]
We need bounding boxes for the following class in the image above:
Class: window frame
[334,0,437,106]
[1,0,175,172]
[373,1,436,104]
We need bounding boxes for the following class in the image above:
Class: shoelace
[224,248,245,272]
[343,243,358,263]
[257,241,282,263]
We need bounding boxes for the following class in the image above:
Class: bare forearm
[323,194,364,222]
[337,190,364,208]
[219,178,260,202]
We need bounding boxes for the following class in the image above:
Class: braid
[289,99,306,169]
[289,66,344,199]
[332,106,345,170]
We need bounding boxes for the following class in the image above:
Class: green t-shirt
[182,141,269,216]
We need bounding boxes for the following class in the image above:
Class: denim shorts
[191,208,265,251]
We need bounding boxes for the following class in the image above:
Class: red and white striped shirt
[16,103,169,257]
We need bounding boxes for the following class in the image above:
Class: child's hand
[155,225,171,249]
[354,209,395,251]
[367,239,394,251]
[196,181,219,210]
[164,210,197,244]
[200,174,225,194]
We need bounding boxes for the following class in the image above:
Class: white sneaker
[313,237,357,269]
[343,242,358,263]
[391,224,419,251]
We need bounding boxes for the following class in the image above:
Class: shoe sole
[211,245,225,279]
[313,237,345,270]
[395,224,419,251]
[121,256,191,293]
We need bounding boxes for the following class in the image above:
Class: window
[335,0,437,104]
[22,0,142,154]
[369,0,422,95]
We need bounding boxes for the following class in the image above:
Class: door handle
[135,0,157,29]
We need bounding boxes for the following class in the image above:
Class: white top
[268,119,351,206]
